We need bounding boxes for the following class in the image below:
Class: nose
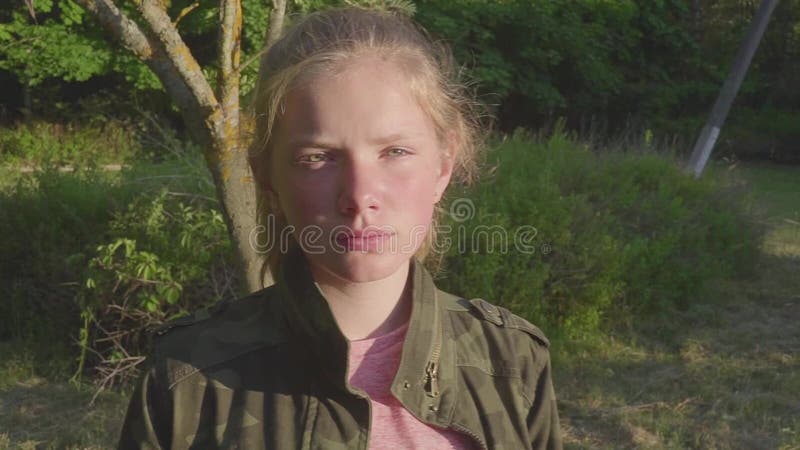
[337,157,381,217]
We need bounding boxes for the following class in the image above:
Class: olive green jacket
[119,249,562,449]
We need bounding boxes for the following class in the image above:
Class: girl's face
[269,55,453,283]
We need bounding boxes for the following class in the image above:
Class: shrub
[718,108,800,163]
[76,190,236,389]
[0,153,230,386]
[0,120,145,167]
[0,168,129,344]
[0,128,761,386]
[437,130,760,338]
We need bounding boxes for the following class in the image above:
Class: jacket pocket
[456,358,522,378]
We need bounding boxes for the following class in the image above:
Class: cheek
[407,201,437,227]
[388,171,439,222]
[277,174,336,225]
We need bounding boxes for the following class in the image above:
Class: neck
[310,260,412,340]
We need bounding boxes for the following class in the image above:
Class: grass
[556,254,800,449]
[0,152,216,344]
[0,121,145,168]
[0,154,214,450]
[0,159,797,449]
[738,162,800,261]
[555,161,800,449]
[0,342,129,449]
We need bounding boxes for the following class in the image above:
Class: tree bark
[213,0,266,291]
[73,0,209,142]
[133,0,223,144]
[266,0,287,47]
[75,0,284,294]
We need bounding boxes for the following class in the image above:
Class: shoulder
[437,289,550,349]
[149,285,289,388]
[437,289,552,380]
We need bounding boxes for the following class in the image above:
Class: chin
[316,251,411,283]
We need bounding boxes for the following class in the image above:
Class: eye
[295,152,331,166]
[305,154,326,162]
[385,147,411,157]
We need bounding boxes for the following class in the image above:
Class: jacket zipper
[424,305,443,398]
[422,298,487,450]
[424,359,439,397]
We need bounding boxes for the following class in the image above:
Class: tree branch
[74,0,215,147]
[133,0,222,143]
[77,0,264,294]
[74,0,155,61]
[174,2,200,27]
[266,0,287,48]
[218,0,242,134]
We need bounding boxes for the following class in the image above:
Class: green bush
[0,128,763,384]
[0,121,145,166]
[76,190,234,387]
[414,0,702,127]
[0,168,129,343]
[437,130,760,338]
[0,155,229,384]
[718,108,800,163]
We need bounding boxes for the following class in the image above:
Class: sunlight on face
[269,55,454,283]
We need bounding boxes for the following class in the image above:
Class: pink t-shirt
[347,323,473,450]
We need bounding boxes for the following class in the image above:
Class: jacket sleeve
[118,360,171,450]
[527,348,563,450]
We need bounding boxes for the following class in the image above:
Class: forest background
[2,0,799,160]
[0,0,799,448]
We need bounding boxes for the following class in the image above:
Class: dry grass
[556,255,800,449]
[0,345,128,450]
[0,377,127,450]
[557,162,800,449]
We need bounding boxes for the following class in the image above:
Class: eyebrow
[368,132,415,146]
[286,137,339,150]
[287,132,419,150]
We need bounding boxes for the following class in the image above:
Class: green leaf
[165,285,181,304]
[59,0,85,25]
[144,300,159,312]
[0,25,12,41]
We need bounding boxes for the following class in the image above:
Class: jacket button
[403,381,411,389]
[429,405,438,412]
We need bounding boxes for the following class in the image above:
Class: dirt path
[17,164,128,173]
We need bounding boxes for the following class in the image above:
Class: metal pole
[686,0,780,178]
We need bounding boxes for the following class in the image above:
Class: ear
[433,133,456,204]
[251,155,283,214]
[264,187,283,214]
[256,174,282,214]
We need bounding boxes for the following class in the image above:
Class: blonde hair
[248,6,487,281]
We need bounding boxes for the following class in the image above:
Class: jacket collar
[274,247,453,422]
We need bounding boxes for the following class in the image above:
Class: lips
[334,229,395,252]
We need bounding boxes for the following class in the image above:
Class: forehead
[276,56,438,144]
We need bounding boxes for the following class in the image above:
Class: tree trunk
[22,85,32,118]
[211,0,265,292]
[76,0,289,294]
[206,141,263,291]
[267,0,287,47]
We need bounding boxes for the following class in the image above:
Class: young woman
[119,7,561,450]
